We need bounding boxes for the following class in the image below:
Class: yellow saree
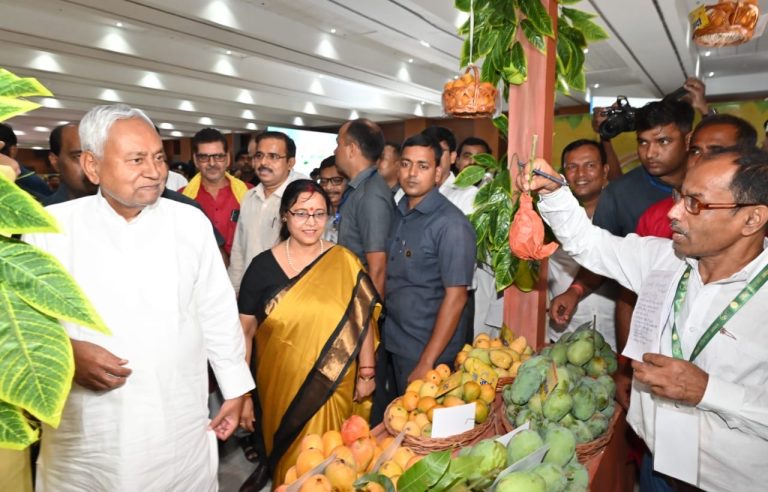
[255,246,380,485]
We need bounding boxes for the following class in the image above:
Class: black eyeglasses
[286,210,329,222]
[195,153,227,163]
[317,177,345,186]
[251,152,287,162]
[672,189,758,215]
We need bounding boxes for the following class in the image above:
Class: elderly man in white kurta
[24,104,254,491]
[519,149,768,491]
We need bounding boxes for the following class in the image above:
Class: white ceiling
[2,0,767,148]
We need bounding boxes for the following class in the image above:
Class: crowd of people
[1,74,767,491]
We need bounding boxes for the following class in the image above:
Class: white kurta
[539,187,768,491]
[24,193,254,492]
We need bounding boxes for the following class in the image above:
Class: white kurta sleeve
[699,376,768,440]
[536,187,671,293]
[227,208,247,294]
[194,220,254,400]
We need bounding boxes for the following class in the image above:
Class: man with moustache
[181,128,252,257]
[229,131,304,293]
[377,141,401,194]
[636,114,758,238]
[43,123,98,205]
[377,132,476,397]
[454,136,492,176]
[24,104,254,491]
[519,146,768,492]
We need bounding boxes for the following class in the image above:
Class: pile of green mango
[502,324,618,445]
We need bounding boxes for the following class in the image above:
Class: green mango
[585,356,608,377]
[567,419,594,444]
[565,363,586,380]
[601,400,616,420]
[469,347,491,365]
[571,383,597,421]
[566,339,594,366]
[509,368,546,405]
[550,344,568,366]
[531,462,567,492]
[497,471,547,492]
[469,438,508,476]
[597,374,616,400]
[543,389,573,422]
[516,407,534,428]
[542,425,576,467]
[507,429,545,465]
[587,412,610,438]
[528,392,544,416]
[580,377,610,410]
[558,413,575,427]
[564,461,589,489]
[505,402,519,423]
[554,366,572,392]
[592,330,605,351]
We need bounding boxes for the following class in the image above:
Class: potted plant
[452,0,608,291]
[0,68,108,490]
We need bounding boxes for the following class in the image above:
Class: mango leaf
[460,39,471,68]
[502,41,527,85]
[493,168,512,196]
[0,69,53,98]
[397,450,451,492]
[559,0,584,4]
[454,0,471,12]
[521,19,546,53]
[431,455,484,491]
[520,0,554,38]
[455,165,487,188]
[470,211,491,246]
[481,58,500,87]
[569,70,587,93]
[474,183,493,208]
[492,114,509,138]
[0,237,109,333]
[0,97,42,124]
[0,173,59,235]
[477,29,500,58]
[499,0,517,23]
[493,248,516,292]
[492,206,513,249]
[573,17,609,42]
[354,473,395,492]
[472,153,500,171]
[0,284,73,427]
[0,401,38,450]
[561,6,597,23]
[487,186,511,207]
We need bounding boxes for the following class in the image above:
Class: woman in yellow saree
[237,180,380,489]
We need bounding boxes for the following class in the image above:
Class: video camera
[597,85,689,140]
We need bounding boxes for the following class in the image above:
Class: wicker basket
[497,400,620,464]
[382,401,495,455]
[693,1,759,47]
[442,65,498,119]
[495,376,515,393]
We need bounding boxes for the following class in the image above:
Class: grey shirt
[384,188,476,361]
[337,166,396,266]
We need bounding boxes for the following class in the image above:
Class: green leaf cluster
[455,0,608,96]
[393,450,502,491]
[0,69,109,450]
[453,115,540,292]
[0,68,53,123]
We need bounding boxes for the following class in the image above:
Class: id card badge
[654,400,700,486]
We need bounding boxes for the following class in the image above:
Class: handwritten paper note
[431,403,476,438]
[623,270,675,361]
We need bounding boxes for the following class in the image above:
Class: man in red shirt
[636,114,758,238]
[181,128,252,260]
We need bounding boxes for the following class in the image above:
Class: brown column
[503,0,558,349]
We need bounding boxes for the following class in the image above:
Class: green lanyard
[671,262,768,362]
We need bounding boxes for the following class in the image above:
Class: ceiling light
[420,101,425,105]
[583,48,589,54]
[349,110,359,120]
[179,100,195,112]
[330,28,337,34]
[246,122,258,130]
[198,117,213,125]
[453,75,459,80]
[226,49,232,55]
[241,109,255,120]
[170,131,183,137]
[408,58,414,63]
[707,71,715,77]
[116,22,123,27]
[158,122,174,130]
[704,50,712,56]
[32,146,43,150]
[58,120,70,125]
[592,83,600,89]
[15,131,26,136]
[420,40,431,48]
[34,126,50,132]
[293,117,305,126]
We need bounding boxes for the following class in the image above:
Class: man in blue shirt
[376,133,476,403]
